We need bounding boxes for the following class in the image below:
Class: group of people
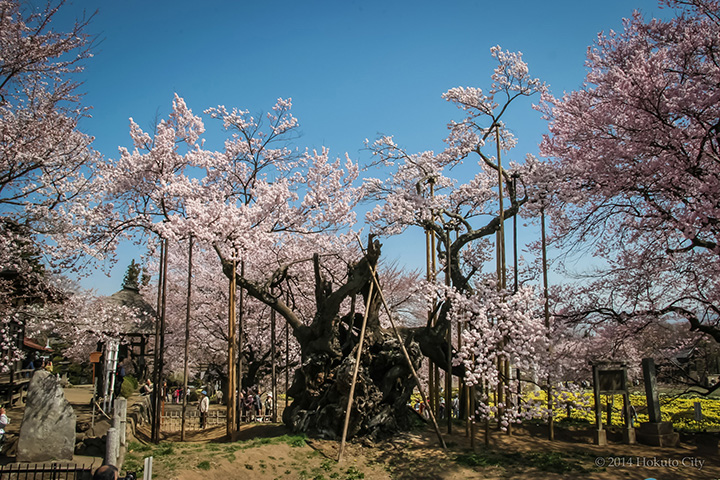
[412,394,461,420]
[137,377,275,428]
[238,387,273,422]
[138,379,189,405]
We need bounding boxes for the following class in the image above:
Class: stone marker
[637,357,679,447]
[642,358,662,423]
[17,370,77,462]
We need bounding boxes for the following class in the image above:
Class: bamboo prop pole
[181,236,193,441]
[337,280,375,463]
[356,236,447,450]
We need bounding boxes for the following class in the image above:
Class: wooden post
[152,238,169,444]
[271,303,277,422]
[236,261,245,429]
[227,258,237,437]
[541,204,554,441]
[181,236,193,441]
[495,124,508,434]
[426,225,436,415]
[445,226,452,434]
[151,239,164,443]
[285,311,289,408]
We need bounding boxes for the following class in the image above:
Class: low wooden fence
[0,463,92,480]
[161,408,282,431]
[161,409,225,431]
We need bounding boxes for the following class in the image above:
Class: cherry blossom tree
[0,0,101,370]
[0,0,100,267]
[103,94,431,439]
[144,243,301,390]
[538,0,720,379]
[194,99,430,438]
[366,46,549,426]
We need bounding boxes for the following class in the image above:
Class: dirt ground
[132,415,720,480]
[4,385,720,480]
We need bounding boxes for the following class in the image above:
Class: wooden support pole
[227,258,237,436]
[236,261,245,430]
[337,280,374,462]
[271,303,277,423]
[445,226,452,434]
[541,204,554,441]
[365,259,447,450]
[152,238,169,444]
[181,236,193,441]
[285,310,289,408]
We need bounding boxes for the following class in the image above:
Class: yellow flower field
[525,390,720,432]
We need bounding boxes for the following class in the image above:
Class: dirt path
[128,419,720,480]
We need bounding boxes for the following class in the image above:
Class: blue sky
[57,0,668,295]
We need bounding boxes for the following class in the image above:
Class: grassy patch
[344,466,365,480]
[526,451,578,473]
[455,449,586,474]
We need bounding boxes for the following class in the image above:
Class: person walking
[198,390,209,429]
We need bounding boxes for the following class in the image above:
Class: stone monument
[636,357,679,447]
[17,370,77,462]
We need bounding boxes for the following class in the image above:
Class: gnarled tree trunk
[220,238,425,439]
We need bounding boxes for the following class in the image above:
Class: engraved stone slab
[17,370,76,462]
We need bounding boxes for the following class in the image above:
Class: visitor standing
[0,406,9,453]
[254,388,262,421]
[264,393,273,421]
[198,390,209,428]
[140,379,153,395]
